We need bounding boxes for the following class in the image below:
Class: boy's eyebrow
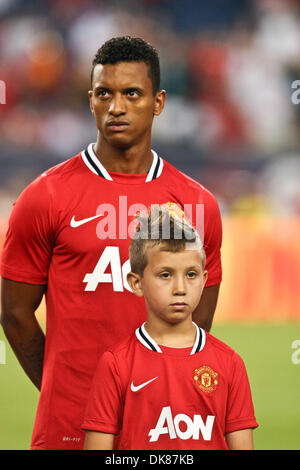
[154,265,173,271]
[153,264,202,271]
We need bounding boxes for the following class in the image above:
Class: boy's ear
[127,272,144,297]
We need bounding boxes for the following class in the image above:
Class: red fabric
[82,328,258,450]
[1,149,222,449]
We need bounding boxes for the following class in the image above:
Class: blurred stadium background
[0,0,300,450]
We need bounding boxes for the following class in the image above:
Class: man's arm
[84,431,114,450]
[192,284,220,332]
[0,278,46,390]
[225,428,254,450]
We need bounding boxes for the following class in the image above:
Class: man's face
[89,61,165,149]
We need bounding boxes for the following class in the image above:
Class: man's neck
[93,138,154,174]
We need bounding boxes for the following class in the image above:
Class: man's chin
[105,134,133,150]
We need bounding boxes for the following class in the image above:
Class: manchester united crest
[194,366,218,393]
[162,202,185,219]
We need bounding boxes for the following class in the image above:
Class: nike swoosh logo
[70,214,103,228]
[130,377,158,392]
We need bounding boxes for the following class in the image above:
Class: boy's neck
[144,319,197,349]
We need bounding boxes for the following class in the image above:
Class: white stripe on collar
[135,322,206,355]
[82,143,113,180]
[190,322,206,355]
[136,323,163,353]
[81,143,163,182]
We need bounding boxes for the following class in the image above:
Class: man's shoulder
[205,331,237,358]
[106,331,137,357]
[205,332,248,373]
[37,152,83,183]
[9,152,85,218]
[162,159,217,202]
[18,152,84,199]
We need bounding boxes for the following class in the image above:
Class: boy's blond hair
[129,204,206,276]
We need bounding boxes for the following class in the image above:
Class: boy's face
[128,245,207,326]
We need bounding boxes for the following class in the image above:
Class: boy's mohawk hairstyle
[134,203,197,243]
[130,204,206,277]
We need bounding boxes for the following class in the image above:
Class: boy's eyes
[187,271,198,278]
[187,271,200,279]
[158,271,198,279]
[160,272,171,279]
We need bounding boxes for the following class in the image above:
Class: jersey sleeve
[0,177,55,284]
[81,351,123,435]
[202,189,222,287]
[225,352,258,434]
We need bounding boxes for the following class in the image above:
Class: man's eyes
[126,89,139,97]
[96,89,141,98]
[95,89,140,97]
[95,89,109,97]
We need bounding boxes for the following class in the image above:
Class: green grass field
[0,322,300,450]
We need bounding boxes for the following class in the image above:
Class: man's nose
[109,93,126,115]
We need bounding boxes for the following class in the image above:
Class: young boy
[82,207,258,450]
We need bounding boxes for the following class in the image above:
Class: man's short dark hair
[91,36,160,95]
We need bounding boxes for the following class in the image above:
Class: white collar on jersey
[135,322,206,355]
[81,143,164,182]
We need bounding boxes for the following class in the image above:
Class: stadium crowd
[1,0,300,215]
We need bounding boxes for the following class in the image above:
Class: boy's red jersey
[82,323,258,450]
[1,145,222,449]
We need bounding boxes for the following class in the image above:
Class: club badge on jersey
[194,366,219,393]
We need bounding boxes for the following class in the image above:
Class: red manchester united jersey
[82,323,258,450]
[1,144,222,450]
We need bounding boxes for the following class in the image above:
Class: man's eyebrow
[124,86,144,94]
[93,84,144,92]
[124,85,143,90]
[94,85,110,91]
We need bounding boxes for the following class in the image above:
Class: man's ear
[88,90,95,116]
[127,272,144,297]
[153,89,166,116]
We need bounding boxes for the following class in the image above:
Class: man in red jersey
[82,209,257,450]
[0,36,222,450]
